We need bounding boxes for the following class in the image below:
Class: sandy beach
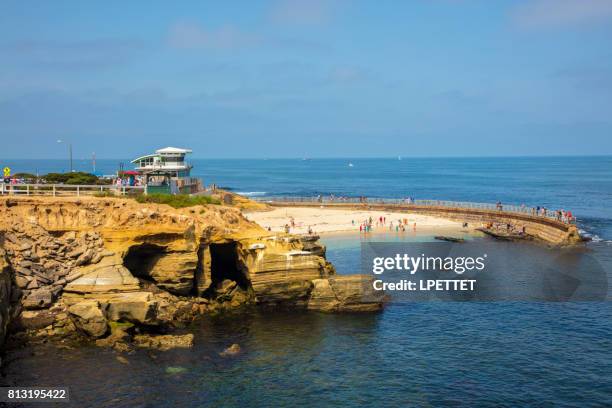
[244,206,469,235]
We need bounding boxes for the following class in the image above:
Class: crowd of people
[315,194,416,204]
[312,196,576,225]
[355,215,417,233]
[529,206,574,223]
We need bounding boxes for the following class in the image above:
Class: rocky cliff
[0,197,383,351]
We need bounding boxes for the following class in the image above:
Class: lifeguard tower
[131,147,202,194]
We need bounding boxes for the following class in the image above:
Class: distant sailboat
[398,156,402,161]
[348,162,354,167]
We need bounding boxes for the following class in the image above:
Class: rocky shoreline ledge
[0,197,384,354]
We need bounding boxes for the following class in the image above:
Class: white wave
[579,228,606,243]
[235,191,267,197]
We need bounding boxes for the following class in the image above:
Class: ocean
[1,156,611,407]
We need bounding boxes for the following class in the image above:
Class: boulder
[66,246,85,259]
[215,279,237,296]
[14,310,56,331]
[74,249,94,266]
[105,292,159,325]
[15,267,32,276]
[15,275,30,289]
[308,275,385,312]
[68,300,107,337]
[219,343,241,357]
[95,323,132,350]
[22,288,53,309]
[133,333,194,351]
[27,278,40,290]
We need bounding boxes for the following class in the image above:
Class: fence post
[144,184,148,196]
[77,186,80,196]
[27,184,30,195]
[53,185,56,197]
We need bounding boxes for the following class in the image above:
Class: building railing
[0,183,146,197]
[252,196,575,224]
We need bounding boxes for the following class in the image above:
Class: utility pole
[92,152,96,174]
[69,143,73,172]
[57,139,74,173]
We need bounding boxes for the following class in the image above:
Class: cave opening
[209,242,248,288]
[123,243,166,281]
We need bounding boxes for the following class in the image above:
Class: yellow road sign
[2,167,10,177]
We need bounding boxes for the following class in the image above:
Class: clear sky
[1,0,612,159]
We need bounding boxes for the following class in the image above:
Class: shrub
[134,193,220,208]
[12,172,38,181]
[43,172,99,185]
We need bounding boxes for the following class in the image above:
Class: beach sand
[244,206,470,235]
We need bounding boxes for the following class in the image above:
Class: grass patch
[134,193,220,208]
[93,191,120,198]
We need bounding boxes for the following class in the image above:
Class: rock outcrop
[0,196,384,349]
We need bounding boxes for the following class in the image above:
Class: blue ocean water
[2,156,611,407]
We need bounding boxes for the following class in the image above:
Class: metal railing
[0,183,146,197]
[252,196,575,224]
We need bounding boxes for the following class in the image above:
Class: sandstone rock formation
[68,300,107,337]
[0,196,384,349]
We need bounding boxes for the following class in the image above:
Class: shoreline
[243,206,478,236]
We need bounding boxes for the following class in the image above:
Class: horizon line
[3,153,612,161]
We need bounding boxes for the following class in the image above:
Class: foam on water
[234,191,267,197]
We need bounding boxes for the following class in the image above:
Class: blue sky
[1,0,612,159]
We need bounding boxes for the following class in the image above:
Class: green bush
[134,193,220,208]
[12,172,38,181]
[43,172,99,185]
